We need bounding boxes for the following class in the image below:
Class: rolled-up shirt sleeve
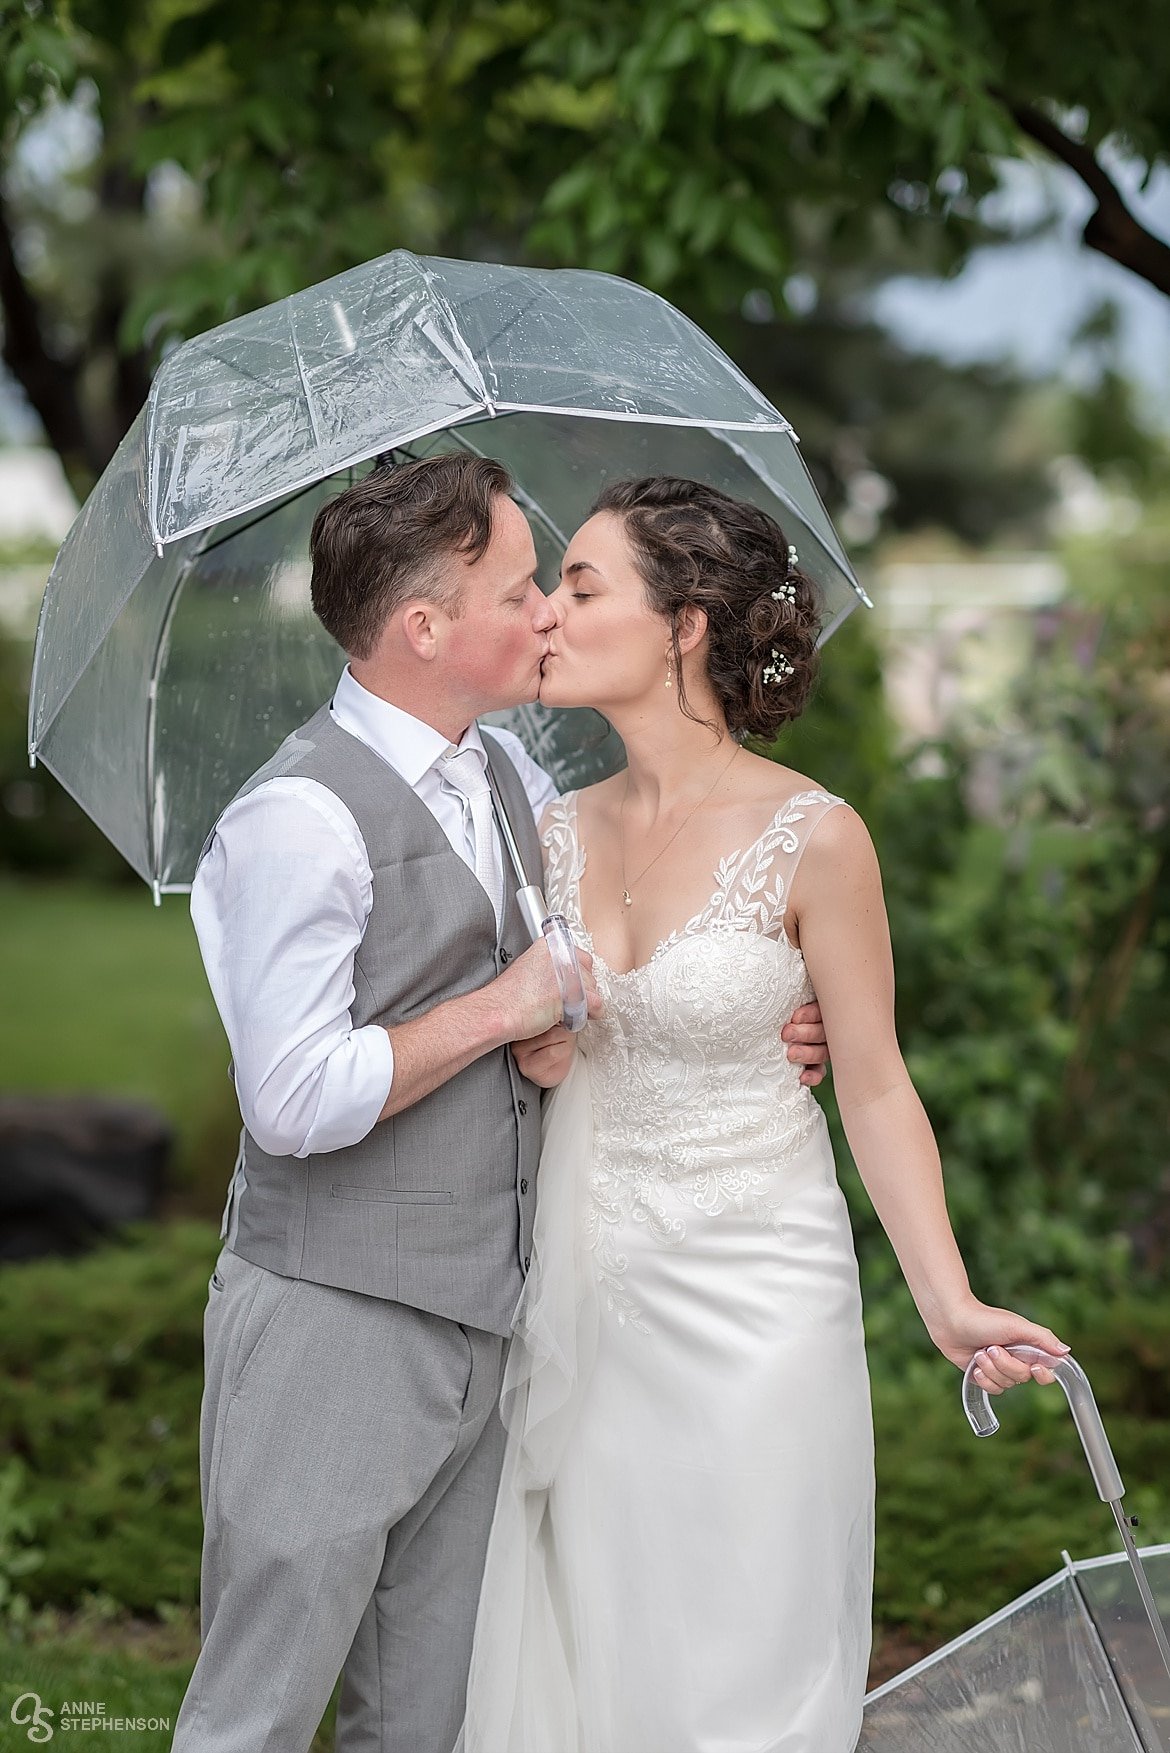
[190,779,394,1157]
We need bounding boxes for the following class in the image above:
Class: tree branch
[1007,99,1170,299]
[0,186,98,482]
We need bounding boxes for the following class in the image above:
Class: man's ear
[399,600,440,661]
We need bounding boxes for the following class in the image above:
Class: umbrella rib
[415,258,494,409]
[286,307,324,448]
[144,546,201,897]
[197,481,336,555]
[433,425,572,551]
[1060,1549,1152,1750]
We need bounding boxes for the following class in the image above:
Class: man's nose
[533,586,562,631]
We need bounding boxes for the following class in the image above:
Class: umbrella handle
[962,1344,1126,1503]
[542,913,589,1034]
[515,885,589,1034]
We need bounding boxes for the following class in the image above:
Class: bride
[456,476,1069,1753]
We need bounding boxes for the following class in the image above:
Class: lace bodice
[539,787,847,1326]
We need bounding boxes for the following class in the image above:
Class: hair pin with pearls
[762,647,796,685]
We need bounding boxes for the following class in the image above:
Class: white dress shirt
[190,666,560,1159]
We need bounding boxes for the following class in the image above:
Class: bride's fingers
[974,1348,1033,1389]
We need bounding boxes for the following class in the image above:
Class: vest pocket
[330,1184,455,1204]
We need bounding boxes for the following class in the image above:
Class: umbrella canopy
[28,249,869,896]
[860,1543,1170,1752]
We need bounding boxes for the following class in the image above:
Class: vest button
[520,1178,529,1195]
[524,1254,531,1271]
[518,1099,528,1116]
[500,946,511,964]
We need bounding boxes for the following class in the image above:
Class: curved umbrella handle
[515,886,589,1034]
[542,913,589,1034]
[962,1344,1125,1503]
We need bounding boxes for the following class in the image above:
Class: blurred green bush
[0,1223,212,1615]
[0,1218,1165,1648]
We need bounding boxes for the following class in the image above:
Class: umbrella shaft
[1111,1501,1170,1688]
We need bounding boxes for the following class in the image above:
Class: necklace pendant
[622,889,633,908]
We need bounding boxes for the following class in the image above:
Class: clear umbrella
[27,250,869,897]
[860,1346,1170,1752]
[861,1544,1170,1752]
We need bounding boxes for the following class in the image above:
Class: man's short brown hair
[309,452,515,658]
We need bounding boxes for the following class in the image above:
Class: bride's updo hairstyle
[589,476,822,741]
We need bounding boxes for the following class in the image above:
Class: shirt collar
[331,665,488,785]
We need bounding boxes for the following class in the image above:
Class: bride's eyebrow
[560,559,603,581]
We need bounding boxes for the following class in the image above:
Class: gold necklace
[620,744,743,907]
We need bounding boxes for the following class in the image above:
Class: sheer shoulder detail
[556,785,845,978]
[537,789,585,919]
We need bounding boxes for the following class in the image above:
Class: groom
[172,452,831,1753]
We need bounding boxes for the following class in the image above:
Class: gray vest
[207,703,544,1338]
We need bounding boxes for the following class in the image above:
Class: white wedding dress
[456,788,875,1753]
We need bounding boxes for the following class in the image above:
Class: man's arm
[191,780,394,1157]
[378,941,599,1118]
[192,777,599,1146]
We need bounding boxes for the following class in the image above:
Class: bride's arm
[792,807,1069,1390]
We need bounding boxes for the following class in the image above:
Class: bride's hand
[925,1296,1071,1391]
[511,1023,576,1088]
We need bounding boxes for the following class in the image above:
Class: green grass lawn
[0,1605,340,1751]
[0,877,239,1208]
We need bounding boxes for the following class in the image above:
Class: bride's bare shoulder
[736,750,840,809]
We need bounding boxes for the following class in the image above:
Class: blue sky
[870,149,1170,420]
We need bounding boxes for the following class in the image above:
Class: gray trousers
[170,1245,507,1753]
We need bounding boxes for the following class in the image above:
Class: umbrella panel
[135,409,861,890]
[860,1571,1139,1750]
[146,250,795,545]
[1078,1548,1170,1750]
[144,450,627,889]
[860,1548,1170,1752]
[35,535,194,884]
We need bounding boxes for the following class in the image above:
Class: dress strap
[720,789,847,940]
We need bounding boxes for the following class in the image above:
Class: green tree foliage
[2,0,1168,488]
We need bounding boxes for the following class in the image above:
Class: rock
[0,1096,171,1262]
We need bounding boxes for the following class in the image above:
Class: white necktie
[438,745,505,934]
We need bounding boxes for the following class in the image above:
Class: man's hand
[781,1000,830,1088]
[511,1022,577,1088]
[494,941,601,1042]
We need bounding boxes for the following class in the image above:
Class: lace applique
[538,788,844,1329]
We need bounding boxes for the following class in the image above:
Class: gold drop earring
[664,653,674,689]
